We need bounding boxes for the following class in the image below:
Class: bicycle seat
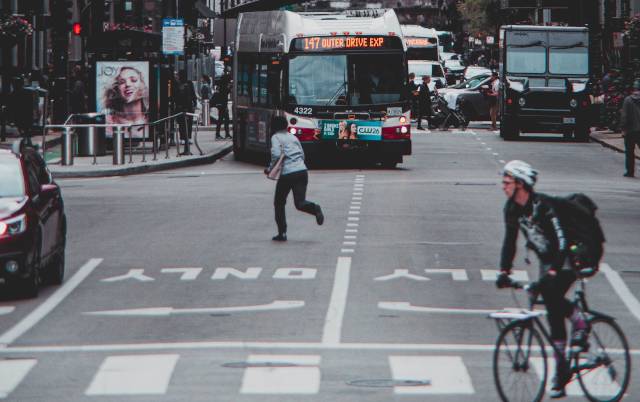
[489,308,545,320]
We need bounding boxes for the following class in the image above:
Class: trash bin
[75,113,106,156]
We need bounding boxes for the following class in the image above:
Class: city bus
[401,25,439,62]
[232,9,411,167]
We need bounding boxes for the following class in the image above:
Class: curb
[51,145,233,179]
[589,132,640,160]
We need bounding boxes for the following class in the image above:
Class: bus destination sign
[292,36,401,52]
[405,37,437,47]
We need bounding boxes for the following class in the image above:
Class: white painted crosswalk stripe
[85,354,179,396]
[531,357,621,397]
[0,359,36,399]
[389,355,474,394]
[240,355,321,394]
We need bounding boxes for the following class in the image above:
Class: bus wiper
[550,42,584,49]
[326,81,347,106]
[510,40,543,48]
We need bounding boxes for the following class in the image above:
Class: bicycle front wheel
[493,321,547,402]
[575,317,631,402]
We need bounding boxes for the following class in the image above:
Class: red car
[0,144,66,297]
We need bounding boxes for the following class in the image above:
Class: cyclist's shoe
[550,363,571,399]
[570,328,590,352]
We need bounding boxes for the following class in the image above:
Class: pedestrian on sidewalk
[70,65,88,115]
[264,116,324,242]
[214,69,231,139]
[200,74,212,125]
[416,75,432,130]
[620,79,640,178]
[172,71,197,144]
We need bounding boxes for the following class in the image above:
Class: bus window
[252,64,260,104]
[350,54,404,105]
[259,64,268,105]
[267,63,282,106]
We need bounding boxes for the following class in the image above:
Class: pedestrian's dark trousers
[417,101,431,128]
[539,268,577,341]
[216,106,230,137]
[274,170,318,235]
[177,109,193,140]
[624,133,639,175]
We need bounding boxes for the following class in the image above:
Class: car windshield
[453,75,489,89]
[549,47,588,75]
[288,53,405,106]
[409,63,444,78]
[0,157,25,197]
[506,46,546,74]
[446,60,462,67]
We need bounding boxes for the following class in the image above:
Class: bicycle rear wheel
[575,318,630,402]
[494,321,547,402]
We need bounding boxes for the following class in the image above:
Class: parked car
[463,66,492,81]
[443,59,465,85]
[408,60,447,90]
[438,73,493,121]
[439,52,460,62]
[0,143,66,297]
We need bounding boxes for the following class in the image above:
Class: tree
[457,0,503,37]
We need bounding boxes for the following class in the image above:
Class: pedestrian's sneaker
[272,233,287,241]
[315,205,324,226]
[550,362,571,399]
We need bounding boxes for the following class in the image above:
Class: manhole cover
[222,362,300,369]
[346,379,431,388]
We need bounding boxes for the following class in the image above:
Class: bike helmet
[502,160,538,187]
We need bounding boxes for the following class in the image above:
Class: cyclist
[496,160,588,399]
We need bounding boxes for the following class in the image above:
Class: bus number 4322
[293,107,313,115]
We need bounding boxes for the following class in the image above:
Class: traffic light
[51,0,74,33]
[72,23,82,36]
[63,0,74,31]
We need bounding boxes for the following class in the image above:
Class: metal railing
[43,112,203,166]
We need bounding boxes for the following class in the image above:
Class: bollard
[113,126,125,165]
[202,99,210,126]
[89,126,98,165]
[61,127,74,166]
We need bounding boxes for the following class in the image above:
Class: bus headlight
[569,99,578,108]
[400,126,408,134]
[518,97,526,107]
[288,127,297,134]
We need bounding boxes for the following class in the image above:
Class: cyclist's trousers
[539,268,577,341]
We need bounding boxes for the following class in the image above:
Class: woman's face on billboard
[117,68,144,104]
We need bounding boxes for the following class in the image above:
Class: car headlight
[518,97,526,107]
[0,214,27,237]
[569,98,578,108]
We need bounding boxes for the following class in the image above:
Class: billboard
[96,61,150,138]
[321,120,382,141]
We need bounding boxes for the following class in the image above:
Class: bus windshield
[549,47,588,75]
[506,46,546,74]
[288,53,405,106]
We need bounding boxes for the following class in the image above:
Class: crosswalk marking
[389,355,474,394]
[481,269,530,282]
[240,355,321,394]
[85,354,179,396]
[0,359,36,399]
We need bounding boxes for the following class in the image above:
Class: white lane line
[0,359,36,398]
[342,241,356,246]
[348,217,359,221]
[480,269,529,282]
[499,159,505,164]
[349,206,361,210]
[601,263,640,323]
[0,258,103,346]
[345,229,358,233]
[389,356,474,394]
[240,355,321,394]
[348,211,360,215]
[340,249,354,253]
[322,257,351,345]
[346,223,359,227]
[486,148,492,151]
[3,341,640,354]
[492,153,499,156]
[351,201,362,205]
[353,192,363,196]
[0,307,15,316]
[86,354,179,396]
[352,197,362,200]
[344,235,357,239]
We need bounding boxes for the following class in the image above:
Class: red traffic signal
[72,22,82,36]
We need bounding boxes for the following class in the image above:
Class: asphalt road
[1,124,639,401]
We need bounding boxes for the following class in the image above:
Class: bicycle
[490,270,631,402]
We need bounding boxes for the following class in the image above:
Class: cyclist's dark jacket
[500,192,568,273]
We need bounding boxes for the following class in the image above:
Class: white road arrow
[84,300,305,317]
[379,302,497,315]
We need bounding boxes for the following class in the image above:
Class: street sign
[162,18,184,55]
[486,36,494,45]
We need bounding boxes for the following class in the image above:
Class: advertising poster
[96,61,150,138]
[321,120,382,141]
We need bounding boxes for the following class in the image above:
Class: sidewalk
[0,125,233,178]
[588,129,636,159]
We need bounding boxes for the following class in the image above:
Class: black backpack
[552,193,606,275]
